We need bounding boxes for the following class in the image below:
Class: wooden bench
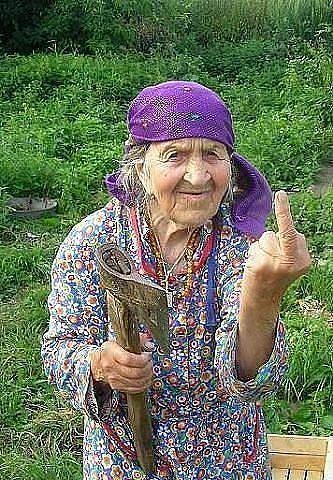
[268,434,333,479]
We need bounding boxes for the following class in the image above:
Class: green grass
[0,285,83,477]
[0,452,82,480]
[0,36,332,478]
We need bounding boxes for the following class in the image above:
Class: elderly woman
[41,81,311,479]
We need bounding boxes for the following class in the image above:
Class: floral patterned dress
[41,197,288,480]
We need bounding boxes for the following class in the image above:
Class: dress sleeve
[214,268,289,403]
[41,224,119,422]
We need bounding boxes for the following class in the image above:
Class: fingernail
[145,341,155,351]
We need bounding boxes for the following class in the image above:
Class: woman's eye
[205,151,219,160]
[167,152,181,161]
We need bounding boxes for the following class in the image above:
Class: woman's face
[137,137,231,227]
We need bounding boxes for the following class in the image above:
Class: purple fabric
[231,153,272,238]
[127,81,235,150]
[105,80,272,238]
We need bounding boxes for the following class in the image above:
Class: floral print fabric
[41,198,288,479]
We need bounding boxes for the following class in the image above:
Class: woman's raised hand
[91,337,153,393]
[242,190,312,302]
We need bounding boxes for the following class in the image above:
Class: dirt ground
[310,160,333,196]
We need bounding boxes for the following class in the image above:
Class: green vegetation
[0,1,332,478]
[1,0,332,54]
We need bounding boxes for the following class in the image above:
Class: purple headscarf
[105,80,272,238]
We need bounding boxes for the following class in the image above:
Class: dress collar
[128,202,233,282]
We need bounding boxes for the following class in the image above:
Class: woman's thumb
[139,332,155,352]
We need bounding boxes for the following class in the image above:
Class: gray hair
[117,141,152,204]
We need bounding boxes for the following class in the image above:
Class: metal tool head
[96,243,170,354]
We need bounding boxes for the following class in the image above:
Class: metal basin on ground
[7,197,58,218]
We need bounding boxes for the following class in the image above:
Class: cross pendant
[166,290,173,308]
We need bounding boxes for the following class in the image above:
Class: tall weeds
[189,0,332,44]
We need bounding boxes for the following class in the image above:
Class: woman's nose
[183,157,211,185]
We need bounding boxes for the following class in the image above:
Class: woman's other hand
[236,190,311,381]
[90,339,153,393]
[242,190,312,303]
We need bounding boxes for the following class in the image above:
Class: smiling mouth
[177,191,211,195]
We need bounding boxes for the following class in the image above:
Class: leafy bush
[0,0,50,54]
[1,47,331,216]
[1,0,332,55]
[0,52,206,216]
[265,310,333,435]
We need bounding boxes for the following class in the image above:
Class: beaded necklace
[144,208,200,308]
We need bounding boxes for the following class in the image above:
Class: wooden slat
[268,435,328,456]
[307,472,323,479]
[324,437,333,480]
[289,470,306,479]
[272,468,289,479]
[270,453,325,471]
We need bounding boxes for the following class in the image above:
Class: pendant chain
[144,207,199,307]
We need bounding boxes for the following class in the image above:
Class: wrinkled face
[136,137,231,227]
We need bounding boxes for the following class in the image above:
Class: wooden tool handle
[106,293,155,473]
[127,393,154,471]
